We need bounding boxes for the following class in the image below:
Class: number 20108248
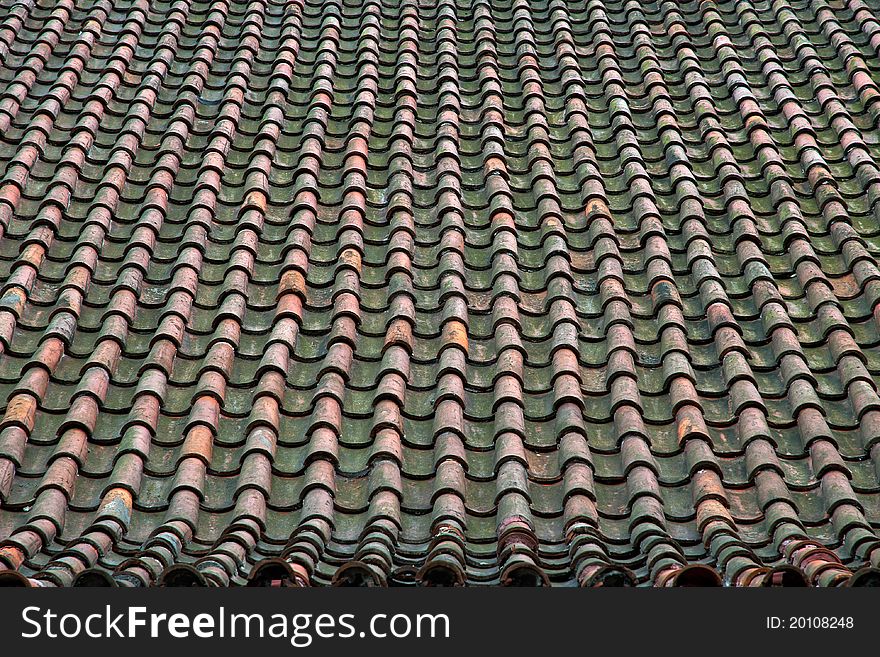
[766,617,854,629]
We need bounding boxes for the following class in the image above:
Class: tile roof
[1,0,880,588]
